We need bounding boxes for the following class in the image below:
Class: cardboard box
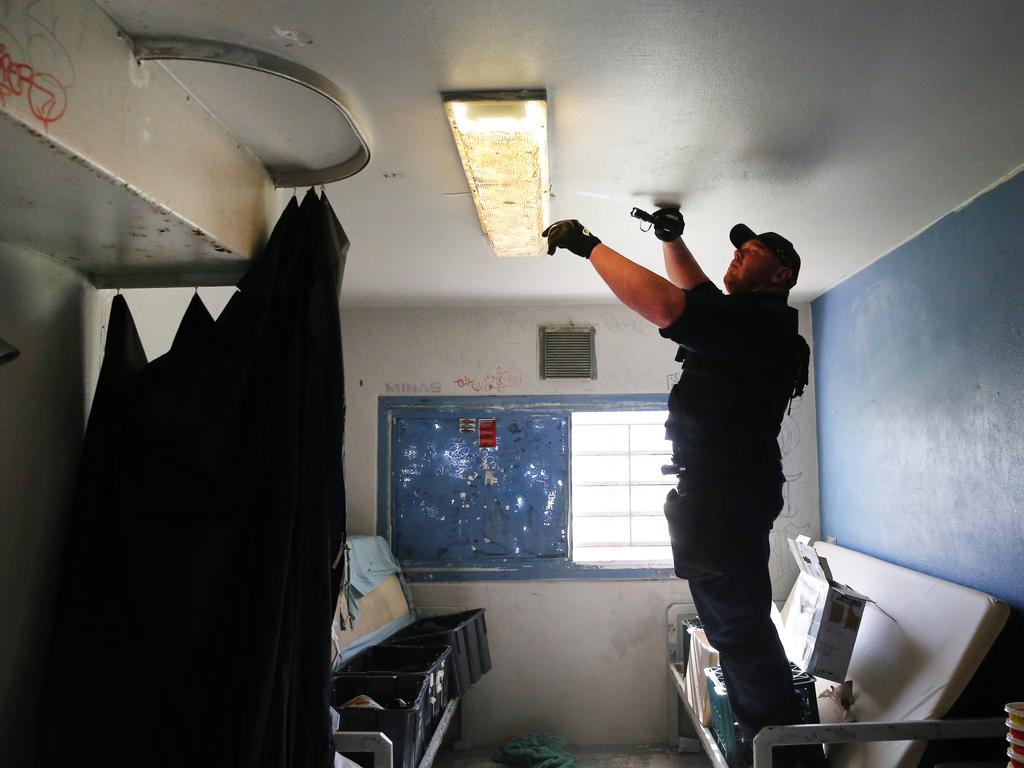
[684,628,719,726]
[781,536,870,682]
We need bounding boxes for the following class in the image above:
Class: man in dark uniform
[543,210,822,767]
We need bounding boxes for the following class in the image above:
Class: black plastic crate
[335,645,452,729]
[332,674,430,768]
[474,610,491,675]
[386,627,468,697]
[385,609,490,697]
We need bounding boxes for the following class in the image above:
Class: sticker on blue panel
[478,418,496,448]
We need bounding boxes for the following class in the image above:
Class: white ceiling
[98,0,1024,306]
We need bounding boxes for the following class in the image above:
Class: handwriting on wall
[454,366,523,393]
[385,382,442,394]
[769,405,810,584]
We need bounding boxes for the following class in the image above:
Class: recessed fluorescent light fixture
[443,89,550,258]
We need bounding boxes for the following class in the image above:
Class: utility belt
[661,433,781,480]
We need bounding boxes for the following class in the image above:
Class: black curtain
[40,190,347,768]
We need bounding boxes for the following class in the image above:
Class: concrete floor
[434,744,711,768]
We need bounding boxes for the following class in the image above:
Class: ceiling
[98,0,1024,306]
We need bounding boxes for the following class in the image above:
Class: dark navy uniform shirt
[659,281,807,474]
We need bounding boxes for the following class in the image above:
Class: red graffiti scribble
[454,366,523,393]
[0,43,68,128]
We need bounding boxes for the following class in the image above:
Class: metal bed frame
[669,648,1005,767]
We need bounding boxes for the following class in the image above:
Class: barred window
[570,410,674,563]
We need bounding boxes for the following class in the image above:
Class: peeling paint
[272,26,314,47]
[127,53,151,88]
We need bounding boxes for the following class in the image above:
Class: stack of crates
[332,609,490,768]
[384,609,490,696]
[704,661,819,768]
[335,645,453,730]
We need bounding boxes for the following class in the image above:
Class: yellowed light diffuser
[444,93,550,257]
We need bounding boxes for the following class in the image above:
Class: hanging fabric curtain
[40,190,348,768]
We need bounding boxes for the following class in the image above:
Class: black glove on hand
[542,219,601,258]
[651,207,685,242]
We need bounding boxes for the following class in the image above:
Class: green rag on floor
[493,734,576,768]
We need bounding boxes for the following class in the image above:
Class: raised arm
[590,243,685,328]
[663,237,711,290]
[541,219,685,329]
[644,207,711,289]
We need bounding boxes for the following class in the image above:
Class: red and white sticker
[478,418,497,448]
[458,418,476,433]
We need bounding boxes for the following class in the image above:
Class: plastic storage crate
[332,673,430,768]
[334,645,452,729]
[385,609,490,697]
[705,662,820,768]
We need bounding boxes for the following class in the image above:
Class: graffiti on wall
[454,366,523,393]
[1,1,76,128]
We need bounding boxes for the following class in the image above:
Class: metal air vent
[539,325,596,379]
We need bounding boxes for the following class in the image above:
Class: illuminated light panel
[443,90,550,258]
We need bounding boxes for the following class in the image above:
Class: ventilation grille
[539,325,596,379]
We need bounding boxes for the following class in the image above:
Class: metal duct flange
[132,36,371,188]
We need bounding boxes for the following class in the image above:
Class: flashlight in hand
[630,206,685,241]
[630,207,656,225]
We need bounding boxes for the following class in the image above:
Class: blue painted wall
[812,170,1024,613]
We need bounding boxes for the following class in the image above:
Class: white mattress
[811,542,1008,768]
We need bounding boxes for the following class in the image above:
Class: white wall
[341,302,820,746]
[0,244,98,764]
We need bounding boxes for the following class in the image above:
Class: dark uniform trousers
[689,533,802,742]
[665,464,802,743]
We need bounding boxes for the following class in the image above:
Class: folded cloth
[493,735,575,768]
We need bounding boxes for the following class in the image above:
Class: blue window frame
[377,394,676,581]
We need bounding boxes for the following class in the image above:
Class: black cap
[730,223,801,287]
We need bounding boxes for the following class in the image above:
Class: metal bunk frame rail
[669,646,1006,768]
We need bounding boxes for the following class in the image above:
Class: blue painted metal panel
[812,170,1024,612]
[391,409,569,564]
[377,395,676,581]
